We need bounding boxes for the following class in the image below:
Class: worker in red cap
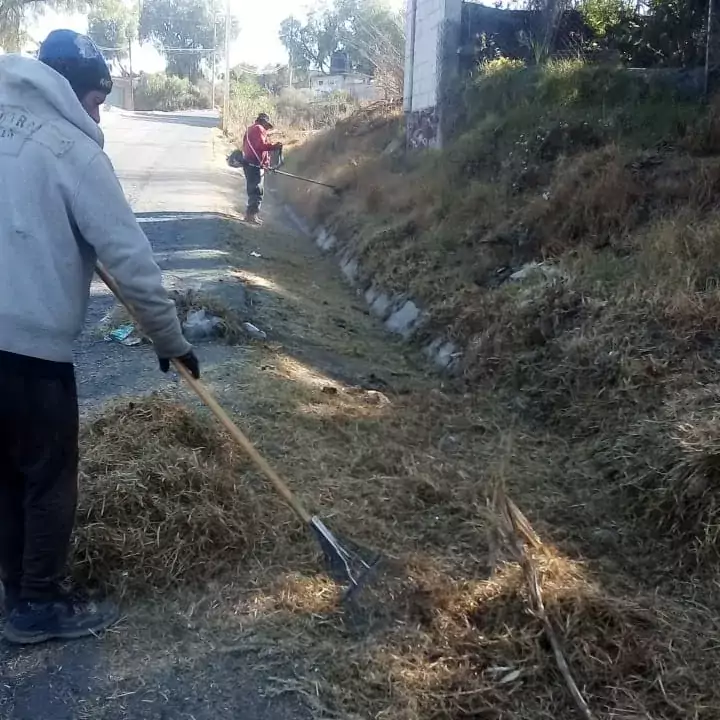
[241,112,283,225]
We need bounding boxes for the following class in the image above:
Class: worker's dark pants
[243,164,264,215]
[0,351,79,602]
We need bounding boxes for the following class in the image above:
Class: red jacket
[242,123,276,168]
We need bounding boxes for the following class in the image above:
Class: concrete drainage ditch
[283,205,462,372]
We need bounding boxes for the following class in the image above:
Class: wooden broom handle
[94,263,313,524]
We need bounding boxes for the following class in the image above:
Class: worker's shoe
[3,595,119,645]
[244,212,262,226]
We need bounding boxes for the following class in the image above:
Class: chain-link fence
[459,0,720,87]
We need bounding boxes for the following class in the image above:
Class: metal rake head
[310,516,383,603]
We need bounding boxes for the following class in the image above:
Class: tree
[0,0,88,52]
[279,0,404,97]
[580,0,634,36]
[139,0,236,81]
[257,63,290,94]
[279,12,340,75]
[334,0,405,96]
[87,0,138,75]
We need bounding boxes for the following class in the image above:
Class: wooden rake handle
[94,262,313,524]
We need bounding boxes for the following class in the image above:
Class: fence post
[706,0,714,99]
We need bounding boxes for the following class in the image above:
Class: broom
[95,263,382,602]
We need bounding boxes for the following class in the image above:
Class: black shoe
[3,596,119,645]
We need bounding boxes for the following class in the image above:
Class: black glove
[159,350,200,379]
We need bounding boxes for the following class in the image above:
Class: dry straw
[73,395,296,596]
[70,386,720,719]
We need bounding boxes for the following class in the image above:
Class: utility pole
[211,3,217,109]
[128,35,134,110]
[222,0,231,131]
[288,49,293,88]
[706,0,714,98]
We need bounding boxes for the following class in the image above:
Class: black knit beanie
[38,29,113,99]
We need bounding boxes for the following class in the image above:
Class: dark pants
[243,164,264,215]
[0,351,79,602]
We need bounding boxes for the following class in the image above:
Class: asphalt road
[0,109,310,720]
[102,109,238,214]
[74,109,251,412]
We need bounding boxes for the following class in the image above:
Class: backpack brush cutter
[95,263,382,603]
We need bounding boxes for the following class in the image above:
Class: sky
[23,0,404,73]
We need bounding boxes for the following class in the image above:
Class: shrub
[223,78,275,143]
[134,73,210,112]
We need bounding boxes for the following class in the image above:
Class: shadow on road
[134,210,238,223]
[132,111,220,129]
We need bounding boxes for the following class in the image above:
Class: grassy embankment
[71,60,720,719]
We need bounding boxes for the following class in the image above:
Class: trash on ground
[105,323,143,347]
[250,251,262,258]
[170,287,247,344]
[182,308,223,342]
[242,321,267,340]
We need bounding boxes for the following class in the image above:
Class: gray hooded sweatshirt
[0,54,191,364]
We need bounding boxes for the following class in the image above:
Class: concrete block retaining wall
[283,204,462,372]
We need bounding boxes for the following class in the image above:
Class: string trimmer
[227,148,341,194]
[270,147,341,193]
[95,263,382,602]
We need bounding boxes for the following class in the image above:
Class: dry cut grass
[71,374,720,719]
[257,70,720,715]
[73,395,299,596]
[71,72,720,716]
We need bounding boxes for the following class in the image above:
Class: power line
[97,44,215,54]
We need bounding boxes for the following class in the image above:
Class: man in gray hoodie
[0,30,200,645]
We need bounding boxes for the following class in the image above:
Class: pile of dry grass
[370,556,708,720]
[73,395,294,596]
[594,382,720,567]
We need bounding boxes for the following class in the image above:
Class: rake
[95,263,382,602]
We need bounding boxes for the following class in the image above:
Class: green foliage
[133,73,209,111]
[481,57,526,76]
[87,0,138,73]
[223,76,275,139]
[139,0,237,81]
[223,73,357,138]
[279,0,404,94]
[0,0,88,52]
[580,0,633,37]
[583,0,709,67]
[452,60,704,191]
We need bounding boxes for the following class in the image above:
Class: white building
[308,71,383,103]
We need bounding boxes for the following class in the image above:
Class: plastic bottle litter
[183,309,223,342]
[242,322,267,340]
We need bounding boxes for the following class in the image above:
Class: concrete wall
[106,77,135,111]
[404,0,462,146]
[309,73,383,102]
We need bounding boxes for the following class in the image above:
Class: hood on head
[0,54,104,149]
